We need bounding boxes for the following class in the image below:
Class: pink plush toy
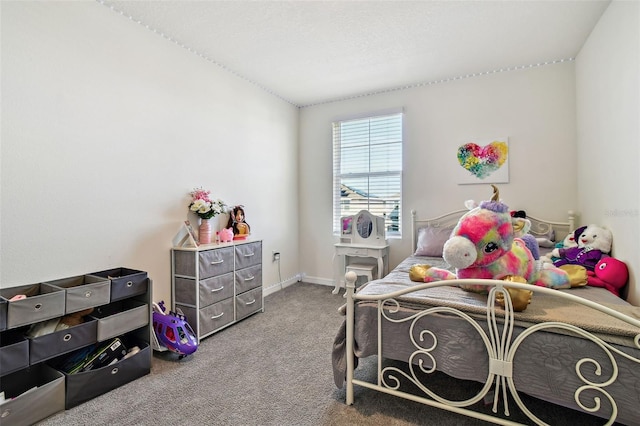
[423,185,570,292]
[218,228,233,243]
[587,257,628,297]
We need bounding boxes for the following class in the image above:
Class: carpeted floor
[36,282,609,426]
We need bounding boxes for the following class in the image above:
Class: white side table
[332,242,389,294]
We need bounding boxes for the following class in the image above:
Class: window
[332,111,403,237]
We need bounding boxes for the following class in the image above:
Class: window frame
[332,109,403,238]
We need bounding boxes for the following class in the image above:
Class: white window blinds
[332,111,403,236]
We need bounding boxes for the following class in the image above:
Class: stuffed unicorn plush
[423,185,570,292]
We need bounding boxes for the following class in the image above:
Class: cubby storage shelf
[0,268,152,425]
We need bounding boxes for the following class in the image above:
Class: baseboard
[263,273,302,296]
[263,274,335,296]
[300,275,335,287]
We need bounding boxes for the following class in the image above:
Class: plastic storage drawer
[63,342,151,409]
[0,284,65,329]
[44,275,111,314]
[0,330,29,376]
[0,364,65,426]
[89,268,148,302]
[29,319,98,365]
[91,300,149,342]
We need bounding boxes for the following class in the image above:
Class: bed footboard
[343,271,640,425]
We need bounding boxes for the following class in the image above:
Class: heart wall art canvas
[455,138,509,184]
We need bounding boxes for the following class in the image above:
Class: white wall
[1,1,300,304]
[299,64,578,284]
[575,0,640,305]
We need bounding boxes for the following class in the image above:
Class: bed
[332,209,640,425]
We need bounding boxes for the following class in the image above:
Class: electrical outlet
[272,251,280,262]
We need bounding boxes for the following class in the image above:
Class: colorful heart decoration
[457,141,508,179]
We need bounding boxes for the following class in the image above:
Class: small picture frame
[184,221,199,246]
[172,221,200,247]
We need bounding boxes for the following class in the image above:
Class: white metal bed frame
[410,209,577,252]
[343,209,640,425]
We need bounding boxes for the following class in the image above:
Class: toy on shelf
[226,205,251,237]
[218,228,233,243]
[152,301,198,358]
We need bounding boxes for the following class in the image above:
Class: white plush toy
[539,225,584,265]
[551,224,612,272]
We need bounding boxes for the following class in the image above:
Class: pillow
[415,226,453,257]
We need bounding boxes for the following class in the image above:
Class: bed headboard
[411,209,577,252]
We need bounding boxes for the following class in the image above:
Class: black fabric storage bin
[62,342,151,409]
[88,268,148,302]
[29,319,97,365]
[0,330,29,376]
[0,299,7,331]
[0,284,65,329]
[0,364,65,426]
[43,275,111,314]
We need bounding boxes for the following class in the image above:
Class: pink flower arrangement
[188,188,226,220]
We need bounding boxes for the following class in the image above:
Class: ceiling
[102,0,610,107]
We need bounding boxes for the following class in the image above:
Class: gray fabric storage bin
[235,264,262,294]
[0,364,65,426]
[0,299,7,331]
[0,330,29,376]
[234,241,262,270]
[63,342,151,409]
[91,300,149,342]
[44,275,111,314]
[199,272,234,307]
[29,319,97,365]
[0,284,65,329]
[173,277,197,306]
[88,268,148,302]
[173,247,234,279]
[236,287,263,321]
[198,247,234,278]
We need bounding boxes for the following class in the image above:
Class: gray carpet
[36,283,608,426]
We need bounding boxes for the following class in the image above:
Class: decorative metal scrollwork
[372,284,640,425]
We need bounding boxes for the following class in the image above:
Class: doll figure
[226,205,250,235]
